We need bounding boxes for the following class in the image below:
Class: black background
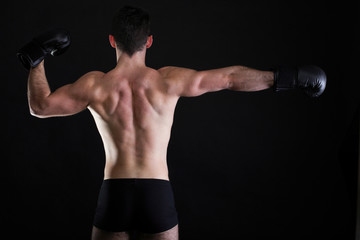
[4,0,360,239]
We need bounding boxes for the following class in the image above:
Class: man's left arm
[28,60,103,118]
[160,64,326,98]
[159,65,274,97]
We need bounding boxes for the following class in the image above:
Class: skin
[27,35,274,239]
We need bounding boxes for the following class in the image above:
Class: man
[18,5,326,240]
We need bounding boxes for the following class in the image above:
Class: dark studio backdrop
[4,0,360,239]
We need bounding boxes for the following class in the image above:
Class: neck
[115,49,146,68]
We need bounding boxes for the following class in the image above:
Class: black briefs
[93,178,178,234]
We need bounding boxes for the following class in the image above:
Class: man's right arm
[158,66,274,97]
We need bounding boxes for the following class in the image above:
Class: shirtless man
[18,5,326,240]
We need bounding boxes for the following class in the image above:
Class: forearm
[27,60,51,114]
[228,66,274,92]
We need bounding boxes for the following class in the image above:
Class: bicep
[44,84,89,117]
[195,68,233,95]
[161,66,232,97]
[37,72,101,117]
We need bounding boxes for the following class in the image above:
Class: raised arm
[28,60,104,118]
[158,65,274,97]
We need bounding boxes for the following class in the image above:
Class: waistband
[103,178,170,183]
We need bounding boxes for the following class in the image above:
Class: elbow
[29,106,47,118]
[227,73,235,90]
[227,72,243,91]
[29,108,46,118]
[29,101,50,118]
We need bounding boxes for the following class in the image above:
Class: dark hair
[111,6,151,56]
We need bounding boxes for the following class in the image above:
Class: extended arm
[159,65,274,97]
[28,61,103,118]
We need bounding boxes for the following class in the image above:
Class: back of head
[111,6,151,57]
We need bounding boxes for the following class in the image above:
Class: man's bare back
[28,45,273,182]
[87,64,178,181]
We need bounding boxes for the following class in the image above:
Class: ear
[109,35,116,48]
[146,35,153,49]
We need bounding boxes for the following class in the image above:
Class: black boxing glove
[17,28,71,70]
[273,65,327,97]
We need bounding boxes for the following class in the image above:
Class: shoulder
[157,66,175,79]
